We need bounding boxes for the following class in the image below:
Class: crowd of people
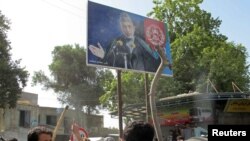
[2,120,156,141]
[3,120,201,141]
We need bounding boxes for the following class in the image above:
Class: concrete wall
[0,104,39,131]
[19,92,38,105]
[0,92,105,141]
[0,105,104,135]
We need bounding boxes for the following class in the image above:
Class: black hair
[27,126,53,141]
[123,120,155,141]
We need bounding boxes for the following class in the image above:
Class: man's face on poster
[120,20,135,38]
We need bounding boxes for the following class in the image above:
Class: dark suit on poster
[104,35,161,72]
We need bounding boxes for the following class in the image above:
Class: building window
[19,110,31,128]
[46,115,57,126]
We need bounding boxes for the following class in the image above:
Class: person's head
[119,13,135,38]
[104,137,115,141]
[27,126,53,141]
[122,120,155,141]
[176,136,184,141]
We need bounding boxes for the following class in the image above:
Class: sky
[0,0,250,128]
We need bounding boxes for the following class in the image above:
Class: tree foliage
[32,44,114,114]
[0,11,29,108]
[100,0,250,111]
[148,0,224,42]
[100,71,149,112]
[148,0,250,94]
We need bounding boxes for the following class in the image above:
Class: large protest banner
[87,1,173,76]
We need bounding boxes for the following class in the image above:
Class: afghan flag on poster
[144,18,167,51]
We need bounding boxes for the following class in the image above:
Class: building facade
[0,92,106,141]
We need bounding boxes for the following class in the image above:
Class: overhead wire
[59,0,84,12]
[40,0,85,19]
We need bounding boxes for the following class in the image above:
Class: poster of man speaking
[87,1,173,76]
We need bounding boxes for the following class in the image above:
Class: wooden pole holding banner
[117,70,123,138]
[144,73,150,122]
[52,105,69,141]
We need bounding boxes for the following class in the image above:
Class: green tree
[149,0,249,94]
[32,44,114,114]
[199,41,249,92]
[100,71,151,111]
[149,0,224,42]
[101,0,250,114]
[0,11,29,108]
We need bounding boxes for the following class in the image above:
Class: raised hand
[88,42,105,59]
